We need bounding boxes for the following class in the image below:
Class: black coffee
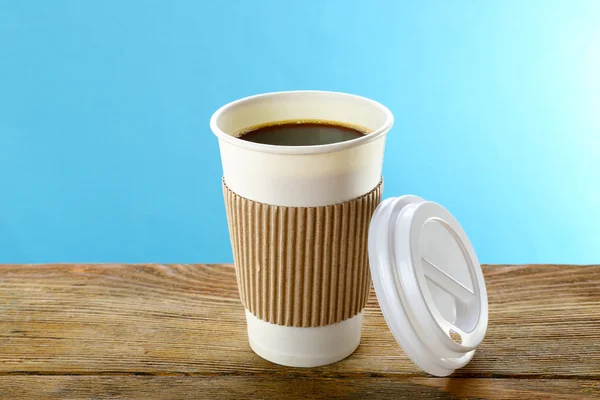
[237,120,368,146]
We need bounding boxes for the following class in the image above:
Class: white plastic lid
[368,195,488,377]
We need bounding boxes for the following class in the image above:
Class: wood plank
[0,264,599,378]
[0,376,597,400]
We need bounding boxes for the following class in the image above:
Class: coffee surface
[237,121,368,146]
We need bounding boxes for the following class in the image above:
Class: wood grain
[0,264,599,399]
[0,377,597,400]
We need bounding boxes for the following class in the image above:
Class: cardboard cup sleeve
[223,179,383,328]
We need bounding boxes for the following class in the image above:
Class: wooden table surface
[0,264,598,399]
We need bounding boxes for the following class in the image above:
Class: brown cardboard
[223,179,383,328]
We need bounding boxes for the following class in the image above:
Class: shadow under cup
[211,91,393,367]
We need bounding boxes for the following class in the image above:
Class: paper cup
[211,91,393,367]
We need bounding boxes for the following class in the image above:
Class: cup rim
[210,90,394,155]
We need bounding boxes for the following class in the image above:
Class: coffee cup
[211,91,393,367]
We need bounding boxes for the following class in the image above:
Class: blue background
[1,1,599,264]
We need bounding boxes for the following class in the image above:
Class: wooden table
[0,264,598,399]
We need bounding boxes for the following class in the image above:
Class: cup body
[211,91,393,367]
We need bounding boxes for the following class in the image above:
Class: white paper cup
[211,91,393,367]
